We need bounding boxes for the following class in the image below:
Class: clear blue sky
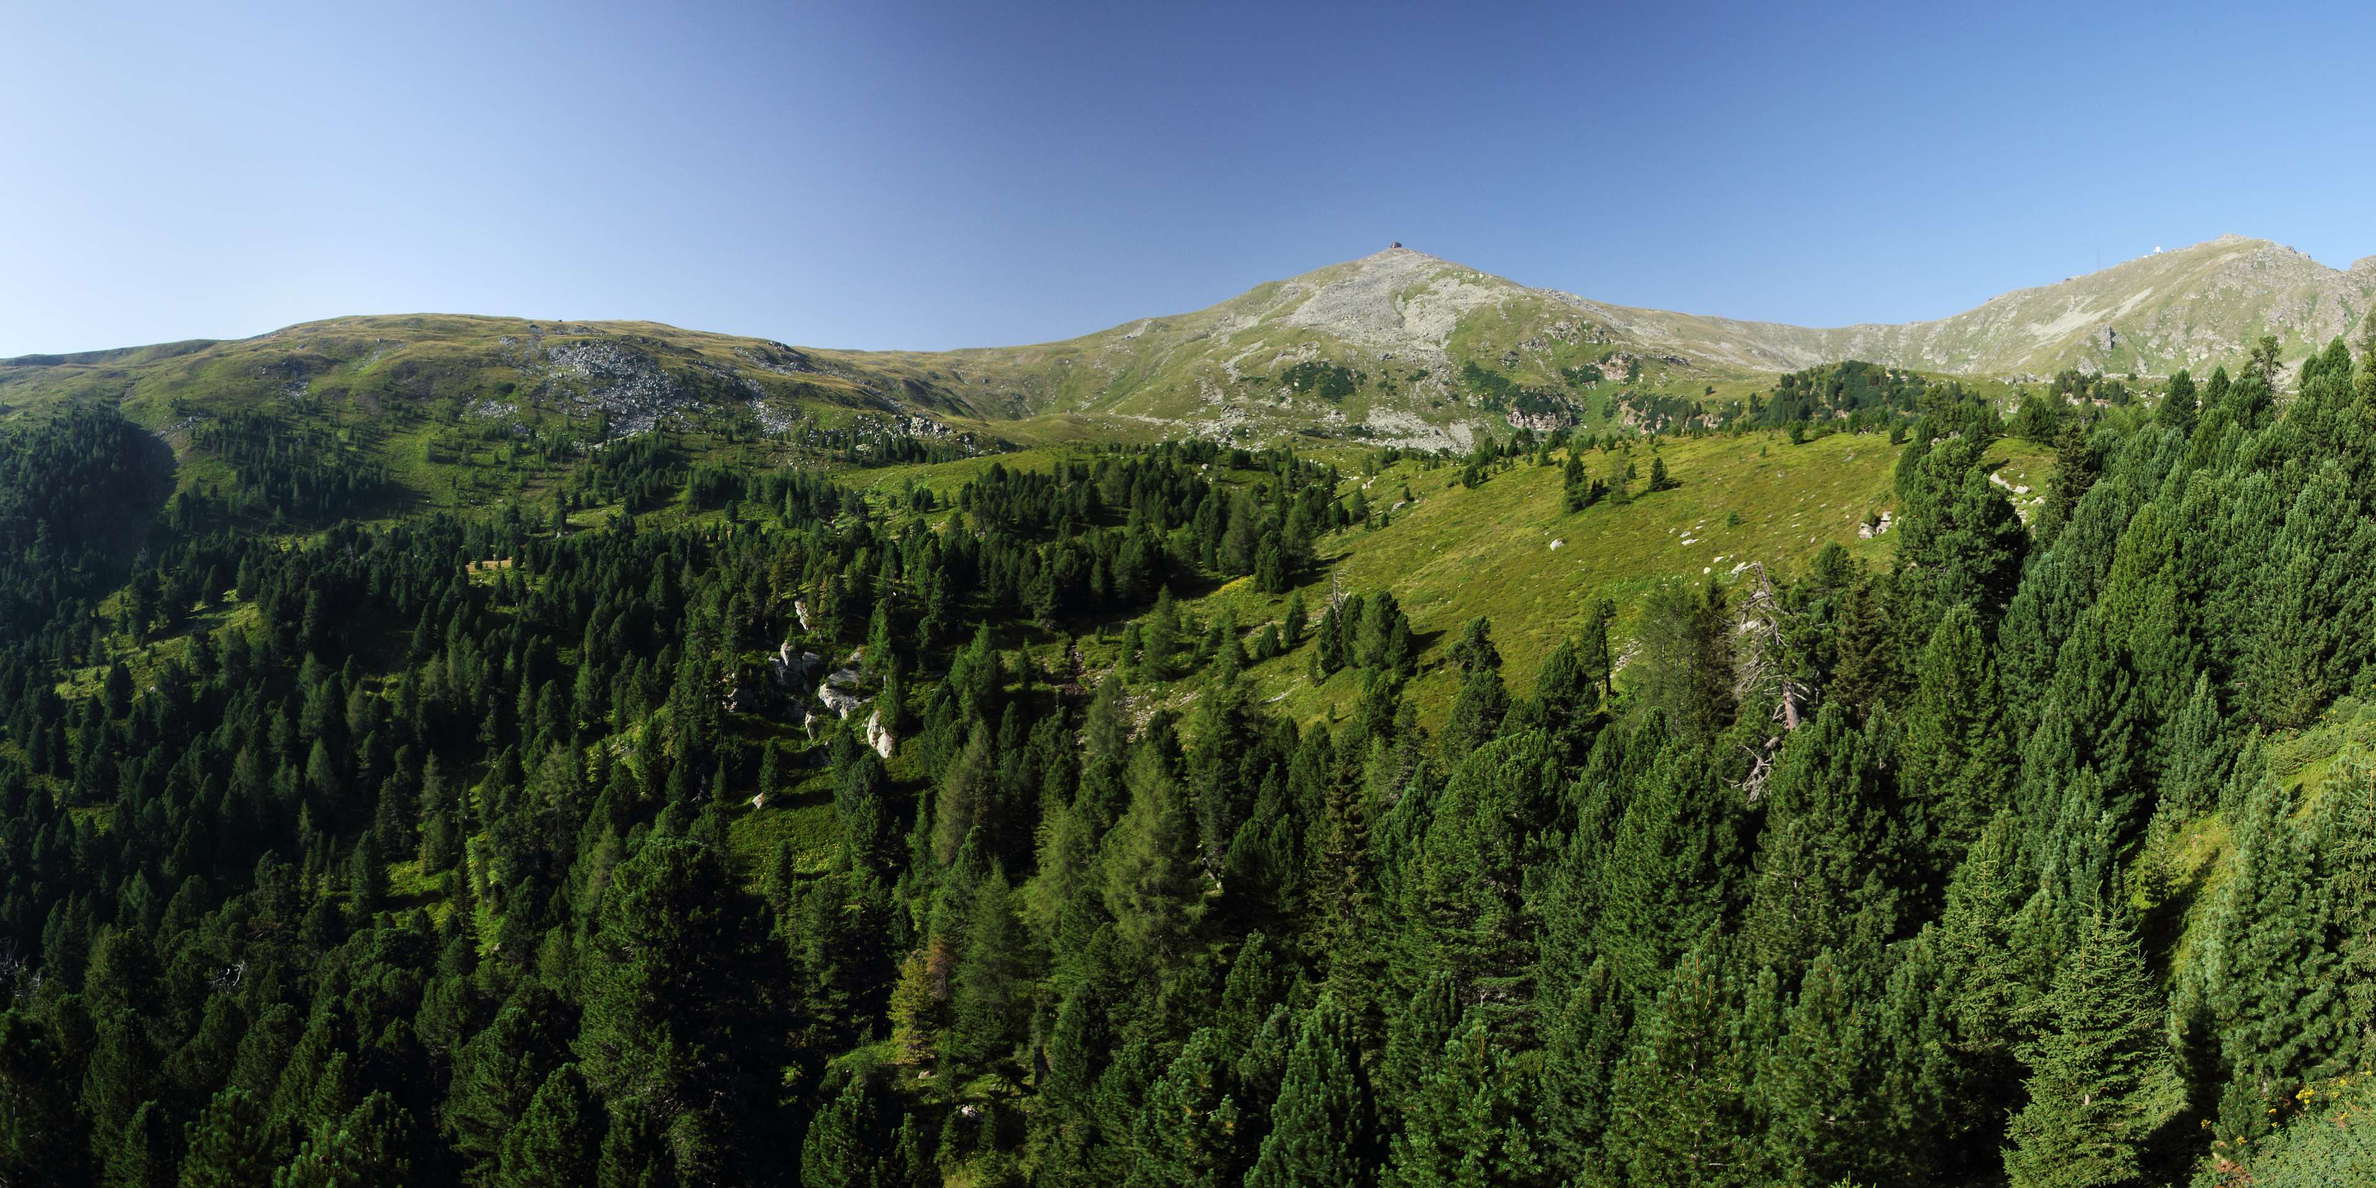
[6,0,2374,356]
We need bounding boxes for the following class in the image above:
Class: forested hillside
[3,333,2375,1187]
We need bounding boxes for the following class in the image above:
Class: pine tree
[1597,945,1758,1187]
[1442,661,1509,757]
[1562,452,1592,511]
[1129,1029,1250,1188]
[1757,950,1879,1186]
[110,1097,178,1188]
[2157,370,2197,433]
[1593,740,1747,996]
[0,1010,85,1184]
[1925,815,2038,1112]
[946,870,1029,1077]
[1740,705,1901,981]
[1900,603,2015,873]
[1577,596,1616,704]
[1383,1009,1539,1186]
[272,1092,415,1187]
[574,836,777,1182]
[1447,616,1501,675]
[1531,957,1631,1181]
[2197,768,2356,1136]
[176,1084,272,1188]
[2241,461,2376,728]
[2157,672,2233,820]
[1647,454,1677,491]
[1282,591,1309,650]
[1088,1040,1159,1188]
[1101,720,1201,962]
[2001,909,2182,1188]
[1359,592,1416,677]
[494,1065,604,1188]
[1629,578,1732,739]
[803,1073,893,1183]
[1397,731,1553,1003]
[1900,445,2028,618]
[2034,417,2105,547]
[1248,995,1377,1188]
[1221,492,1260,576]
[445,987,573,1169]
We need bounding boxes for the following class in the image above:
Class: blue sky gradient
[5,0,2374,355]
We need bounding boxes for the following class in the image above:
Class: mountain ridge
[8,236,2371,451]
[13,234,2363,374]
[812,234,2376,444]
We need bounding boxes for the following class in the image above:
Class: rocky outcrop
[1506,408,1576,432]
[817,663,868,719]
[772,643,823,689]
[540,340,697,437]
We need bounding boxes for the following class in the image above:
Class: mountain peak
[2181,233,2336,269]
[1304,242,1488,282]
[1251,245,1533,355]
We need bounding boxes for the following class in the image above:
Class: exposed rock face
[1274,246,1523,356]
[1505,408,1575,432]
[816,665,867,719]
[540,340,699,436]
[864,708,895,759]
[734,342,817,374]
[817,685,865,719]
[772,644,822,688]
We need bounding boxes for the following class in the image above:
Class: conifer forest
[7,328,2376,1187]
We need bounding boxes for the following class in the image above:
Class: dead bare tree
[1732,561,1810,732]
[1731,561,1812,804]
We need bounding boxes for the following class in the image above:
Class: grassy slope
[1203,430,1906,725]
[831,429,2050,731]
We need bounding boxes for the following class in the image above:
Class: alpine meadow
[10,3,2376,1186]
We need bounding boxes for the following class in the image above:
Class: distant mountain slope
[0,313,986,432]
[823,236,2376,444]
[0,314,1029,515]
[818,246,1639,448]
[1542,236,2376,377]
[8,236,2370,453]
[1768,234,2376,376]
